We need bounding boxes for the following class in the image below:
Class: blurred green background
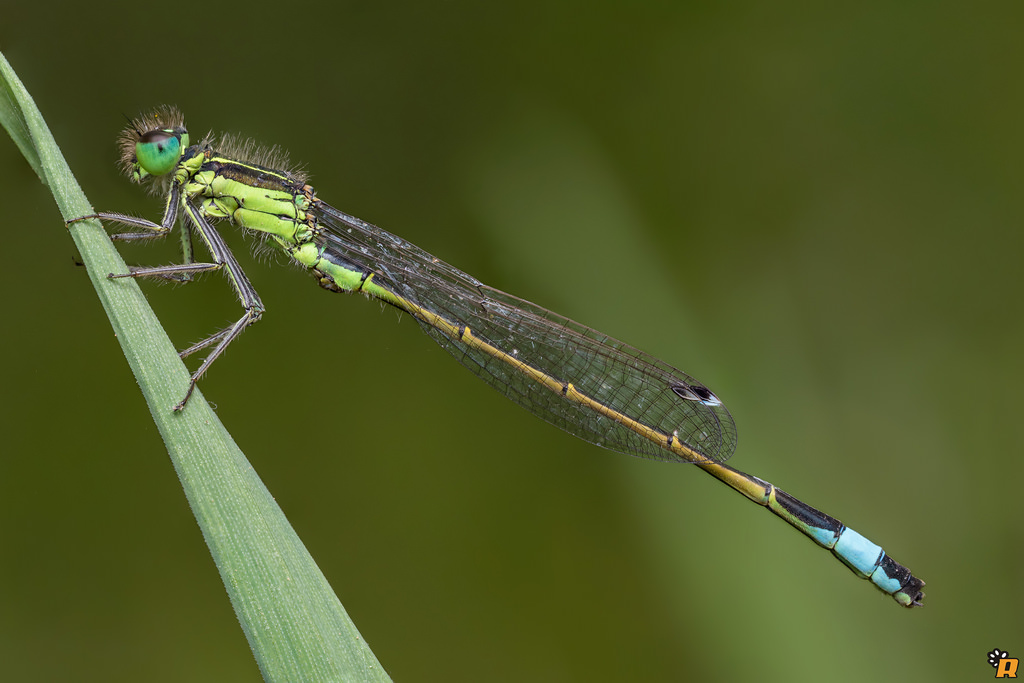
[2,1,1021,681]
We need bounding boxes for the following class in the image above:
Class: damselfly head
[117,105,188,184]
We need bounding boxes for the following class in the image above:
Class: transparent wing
[313,202,737,463]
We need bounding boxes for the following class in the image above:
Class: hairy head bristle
[117,105,186,180]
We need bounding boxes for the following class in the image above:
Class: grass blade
[0,51,391,682]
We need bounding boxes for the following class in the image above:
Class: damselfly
[69,108,925,607]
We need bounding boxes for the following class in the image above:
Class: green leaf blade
[0,50,390,682]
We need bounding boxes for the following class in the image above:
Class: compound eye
[134,129,182,176]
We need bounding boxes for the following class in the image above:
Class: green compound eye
[134,129,183,176]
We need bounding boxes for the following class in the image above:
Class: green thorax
[178,147,319,250]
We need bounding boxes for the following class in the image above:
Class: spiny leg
[70,197,266,410]
[69,191,193,279]
[166,202,265,410]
